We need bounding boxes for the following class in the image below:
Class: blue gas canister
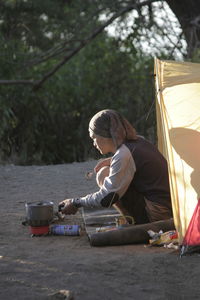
[50,224,81,236]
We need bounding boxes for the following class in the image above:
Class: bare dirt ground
[1,161,200,300]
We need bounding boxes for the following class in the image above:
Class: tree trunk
[166,0,200,58]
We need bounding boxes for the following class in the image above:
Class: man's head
[89,130,116,155]
[89,109,137,151]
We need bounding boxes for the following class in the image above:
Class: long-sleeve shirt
[77,137,172,210]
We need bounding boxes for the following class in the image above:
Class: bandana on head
[89,109,137,148]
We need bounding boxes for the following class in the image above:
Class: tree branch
[26,7,107,68]
[0,80,34,85]
[33,0,159,90]
[0,0,160,90]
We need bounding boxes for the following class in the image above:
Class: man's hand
[58,199,78,215]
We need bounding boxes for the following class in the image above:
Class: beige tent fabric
[154,58,200,243]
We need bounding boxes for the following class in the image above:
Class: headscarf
[89,109,137,148]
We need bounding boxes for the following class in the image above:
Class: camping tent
[154,58,200,255]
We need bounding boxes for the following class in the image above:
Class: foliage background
[0,0,199,165]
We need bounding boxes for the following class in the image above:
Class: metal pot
[25,201,54,227]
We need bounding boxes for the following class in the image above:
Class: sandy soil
[0,161,200,300]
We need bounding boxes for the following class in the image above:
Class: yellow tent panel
[155,58,200,244]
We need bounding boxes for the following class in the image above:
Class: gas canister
[50,224,81,236]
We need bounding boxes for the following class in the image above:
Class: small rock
[48,289,74,300]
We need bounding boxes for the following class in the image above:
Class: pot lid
[25,201,54,207]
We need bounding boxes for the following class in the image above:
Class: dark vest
[125,137,172,209]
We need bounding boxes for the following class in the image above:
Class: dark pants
[116,185,173,224]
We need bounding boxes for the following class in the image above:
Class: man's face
[89,130,113,155]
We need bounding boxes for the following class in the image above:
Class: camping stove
[25,201,54,236]
[29,225,50,236]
